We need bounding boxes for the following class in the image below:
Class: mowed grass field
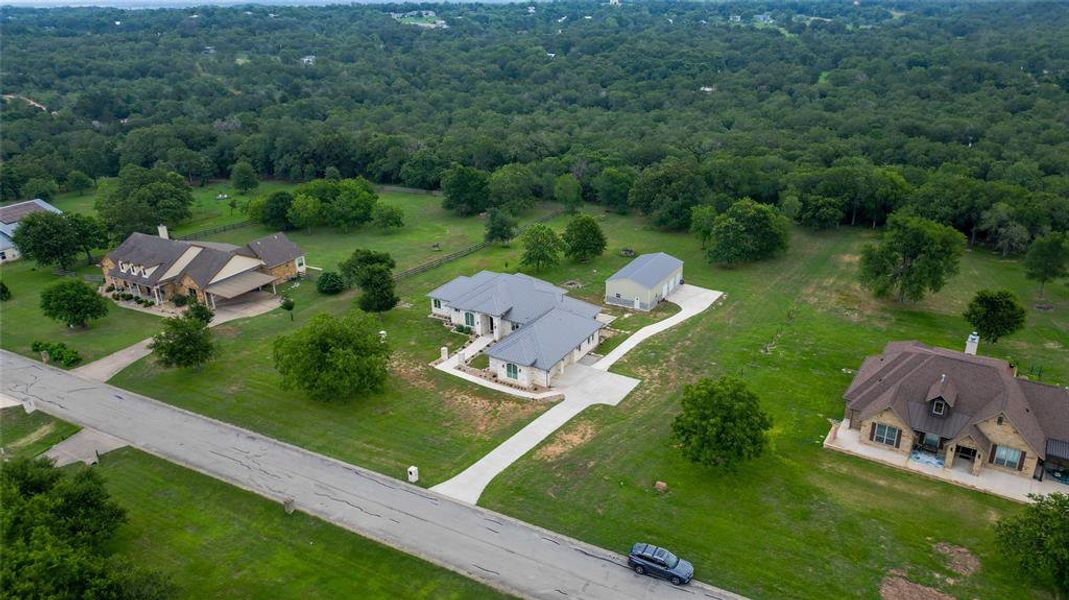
[0,406,80,460]
[93,449,510,599]
[472,213,1067,599]
[0,260,161,364]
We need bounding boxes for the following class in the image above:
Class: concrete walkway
[43,428,127,467]
[0,351,746,600]
[824,419,1065,503]
[593,284,723,371]
[432,365,640,503]
[432,284,722,504]
[433,335,562,401]
[73,294,280,382]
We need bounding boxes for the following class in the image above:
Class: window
[464,312,475,327]
[931,400,946,416]
[872,423,899,447]
[615,293,621,298]
[992,445,1022,468]
[506,363,518,379]
[296,256,305,267]
[433,299,442,309]
[996,415,1004,425]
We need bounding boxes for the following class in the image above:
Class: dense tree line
[0,2,1067,256]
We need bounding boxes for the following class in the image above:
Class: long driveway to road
[1,351,745,600]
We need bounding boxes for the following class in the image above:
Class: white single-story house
[0,199,63,263]
[428,271,604,389]
[604,252,683,311]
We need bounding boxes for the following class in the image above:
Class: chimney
[157,224,169,240]
[964,332,979,356]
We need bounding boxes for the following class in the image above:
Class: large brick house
[843,340,1069,482]
[102,226,305,308]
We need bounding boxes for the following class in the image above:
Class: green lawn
[198,192,559,273]
[0,406,80,460]
[467,213,1066,600]
[0,260,161,364]
[94,448,509,599]
[172,180,299,236]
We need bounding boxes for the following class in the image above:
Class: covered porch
[203,271,278,309]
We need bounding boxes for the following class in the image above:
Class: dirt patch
[879,576,953,600]
[561,280,583,289]
[933,542,979,576]
[389,354,436,391]
[6,423,55,449]
[534,421,596,461]
[835,253,860,264]
[212,325,240,339]
[440,390,541,437]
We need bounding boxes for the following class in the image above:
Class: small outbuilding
[604,252,683,311]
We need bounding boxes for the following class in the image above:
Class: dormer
[925,373,957,417]
[119,260,129,273]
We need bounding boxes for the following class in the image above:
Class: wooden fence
[393,209,564,282]
[175,220,255,240]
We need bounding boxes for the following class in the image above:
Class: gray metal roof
[0,199,63,250]
[487,308,604,370]
[205,270,277,299]
[607,252,683,288]
[429,271,597,325]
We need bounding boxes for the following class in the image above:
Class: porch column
[153,287,161,304]
[209,293,217,310]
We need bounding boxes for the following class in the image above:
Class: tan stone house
[102,226,305,308]
[843,340,1069,482]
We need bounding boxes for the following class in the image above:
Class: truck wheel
[634,565,645,575]
[670,576,682,586]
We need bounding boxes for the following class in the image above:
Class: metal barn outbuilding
[604,252,683,311]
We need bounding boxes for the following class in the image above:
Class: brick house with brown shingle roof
[844,341,1069,481]
[101,227,305,308]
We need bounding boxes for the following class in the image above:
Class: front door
[956,446,977,461]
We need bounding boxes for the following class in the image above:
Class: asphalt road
[1,351,747,600]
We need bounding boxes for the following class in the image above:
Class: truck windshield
[663,552,679,568]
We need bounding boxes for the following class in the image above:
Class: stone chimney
[964,332,979,356]
[157,224,169,240]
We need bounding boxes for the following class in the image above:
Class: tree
[260,191,295,230]
[689,205,718,249]
[185,300,214,325]
[562,214,607,262]
[0,457,174,599]
[316,271,346,294]
[358,264,398,312]
[11,211,81,270]
[280,296,295,321]
[671,376,773,469]
[554,173,582,213]
[23,177,59,201]
[0,281,10,301]
[520,223,563,271]
[799,195,846,230]
[372,204,405,230]
[339,249,396,288]
[707,199,790,265]
[1024,232,1069,299]
[40,279,108,328]
[324,166,342,181]
[65,170,94,194]
[230,160,259,195]
[488,163,538,214]
[995,492,1069,597]
[66,213,108,266]
[288,193,324,232]
[149,315,216,368]
[328,177,378,231]
[272,312,391,401]
[592,167,635,214]
[484,207,518,245]
[858,214,966,303]
[94,166,193,240]
[629,160,708,230]
[963,289,1026,343]
[441,165,490,216]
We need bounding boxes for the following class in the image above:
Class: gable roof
[105,231,302,289]
[0,199,63,249]
[487,308,604,370]
[607,252,683,288]
[844,341,1068,459]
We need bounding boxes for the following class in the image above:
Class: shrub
[1,281,11,301]
[105,284,115,293]
[171,294,189,307]
[30,341,83,367]
[316,271,346,295]
[110,292,120,300]
[455,324,473,335]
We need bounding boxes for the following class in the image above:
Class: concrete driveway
[72,293,280,382]
[1,351,746,600]
[432,284,723,505]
